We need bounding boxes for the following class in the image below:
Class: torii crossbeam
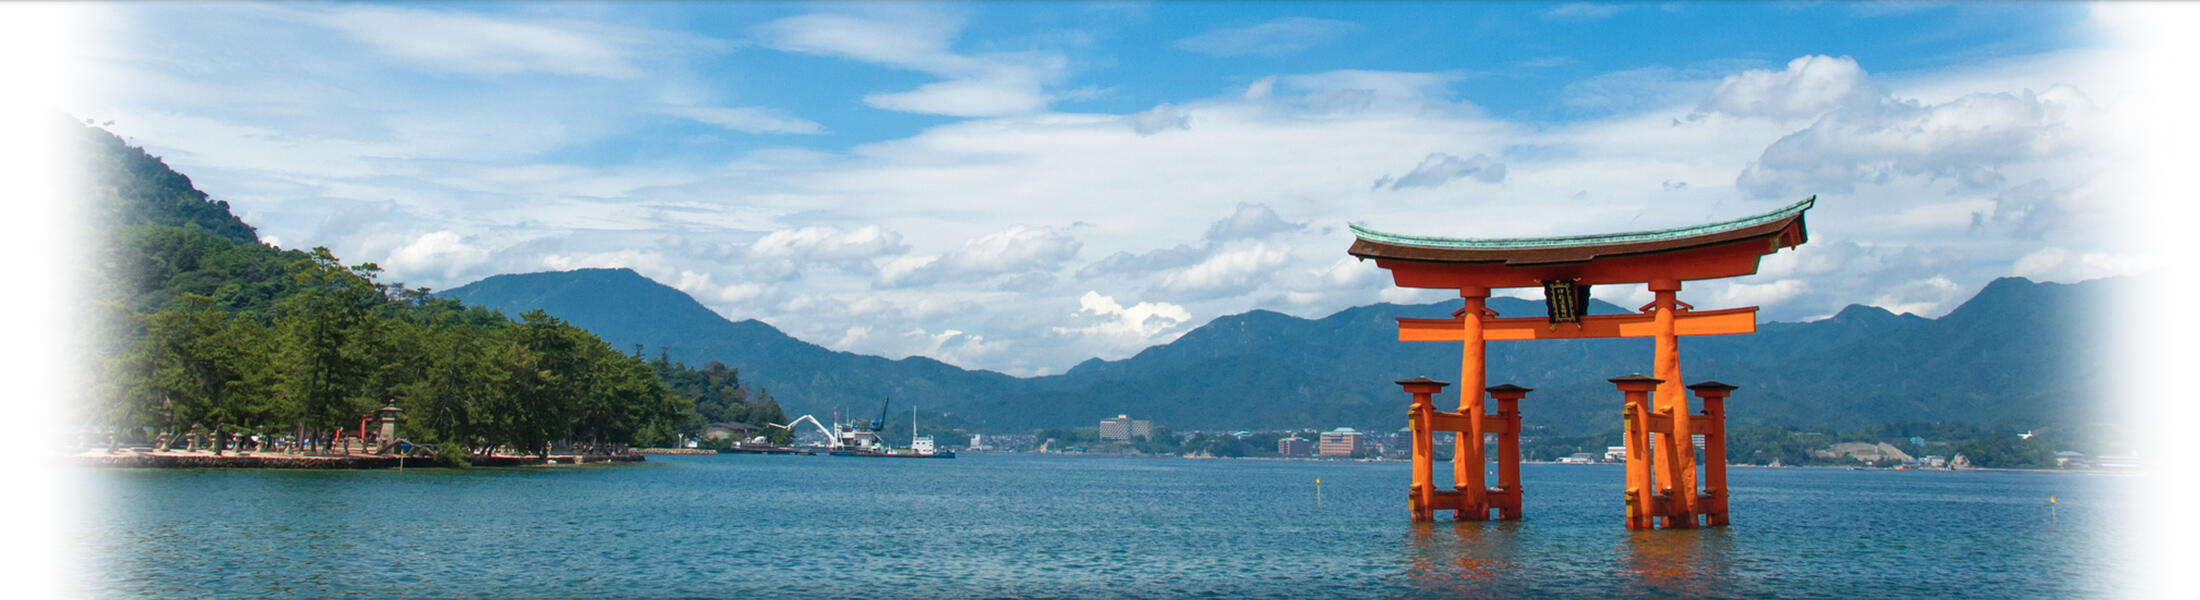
[1349,197,1813,529]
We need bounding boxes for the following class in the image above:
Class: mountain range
[445,268,2116,436]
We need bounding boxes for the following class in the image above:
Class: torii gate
[1348,197,1812,529]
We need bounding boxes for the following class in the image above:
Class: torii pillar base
[1402,377,1532,522]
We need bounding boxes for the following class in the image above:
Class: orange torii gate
[1348,197,1813,529]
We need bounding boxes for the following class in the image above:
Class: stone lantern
[375,402,402,452]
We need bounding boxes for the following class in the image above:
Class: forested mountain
[447,265,2115,436]
[77,121,779,459]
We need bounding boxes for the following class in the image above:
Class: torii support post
[1454,287,1490,521]
[1399,377,1451,522]
[1690,381,1739,526]
[1610,374,1663,530]
[1647,279,1699,528]
[1486,384,1531,520]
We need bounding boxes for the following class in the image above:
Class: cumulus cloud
[743,225,910,281]
[1693,55,1875,122]
[1126,103,1191,136]
[1871,276,1964,317]
[1161,243,1292,298]
[877,226,1081,288]
[1204,203,1303,241]
[1050,291,1192,350]
[1077,243,1205,279]
[1079,204,1303,280]
[1374,152,1507,190]
[1970,179,2067,239]
[1737,85,2098,198]
[1174,17,1358,57]
[384,230,491,281]
[748,225,909,261]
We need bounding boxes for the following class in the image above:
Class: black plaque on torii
[1541,279,1589,325]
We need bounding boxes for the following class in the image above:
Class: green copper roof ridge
[1350,196,1814,250]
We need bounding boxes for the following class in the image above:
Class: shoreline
[73,448,646,469]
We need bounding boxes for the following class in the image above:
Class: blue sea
[86,454,2130,598]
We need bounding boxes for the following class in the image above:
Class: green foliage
[81,124,707,462]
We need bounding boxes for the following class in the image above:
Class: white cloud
[1545,3,1627,21]
[1711,278,1809,308]
[1204,203,1302,241]
[748,225,909,262]
[1243,76,1277,100]
[1561,63,1745,115]
[1281,70,1468,114]
[1174,17,1357,57]
[1050,291,1193,353]
[1871,276,1964,317]
[659,105,825,135]
[1737,85,2100,198]
[1693,55,1875,122]
[1126,103,1191,136]
[2012,248,2148,283]
[312,6,679,79]
[1162,243,1292,297]
[736,224,912,283]
[755,11,1067,117]
[866,76,1052,117]
[385,230,491,280]
[1375,152,1507,190]
[877,226,1081,288]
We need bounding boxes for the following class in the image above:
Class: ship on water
[772,399,954,459]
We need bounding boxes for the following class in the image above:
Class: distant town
[730,411,2134,471]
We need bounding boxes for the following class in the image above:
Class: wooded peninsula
[79,121,786,466]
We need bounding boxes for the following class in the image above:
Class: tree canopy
[80,122,771,461]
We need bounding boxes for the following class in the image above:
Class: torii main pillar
[1351,197,1813,528]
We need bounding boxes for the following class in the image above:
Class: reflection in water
[1620,527,1736,598]
[1402,520,1742,598]
[1402,520,1524,592]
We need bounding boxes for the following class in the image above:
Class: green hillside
[76,122,758,459]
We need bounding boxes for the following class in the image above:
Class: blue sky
[45,2,2136,376]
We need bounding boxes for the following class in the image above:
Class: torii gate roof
[1348,196,1812,288]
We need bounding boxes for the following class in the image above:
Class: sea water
[84,454,2130,598]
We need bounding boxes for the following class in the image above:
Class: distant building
[1604,445,1628,462]
[1278,436,1312,457]
[1319,428,1363,457]
[2055,451,2088,469]
[1100,414,1153,442]
[1559,452,1597,464]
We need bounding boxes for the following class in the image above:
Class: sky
[39,1,2143,377]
